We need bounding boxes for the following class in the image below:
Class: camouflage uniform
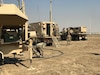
[66,28,71,45]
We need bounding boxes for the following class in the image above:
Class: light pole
[50,0,52,22]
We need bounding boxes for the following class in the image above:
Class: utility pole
[20,0,28,41]
[21,0,33,70]
[50,0,52,22]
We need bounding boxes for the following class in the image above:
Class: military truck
[69,26,87,40]
[29,21,60,45]
[0,3,37,64]
[60,26,87,41]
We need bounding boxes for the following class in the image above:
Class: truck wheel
[82,36,87,40]
[0,53,4,65]
[85,37,87,40]
[79,37,82,41]
[76,35,79,40]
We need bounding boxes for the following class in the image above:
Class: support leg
[28,39,36,70]
[0,51,4,64]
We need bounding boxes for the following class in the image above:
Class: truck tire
[79,37,82,41]
[0,53,4,65]
[75,35,79,41]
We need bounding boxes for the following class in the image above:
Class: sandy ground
[0,35,100,75]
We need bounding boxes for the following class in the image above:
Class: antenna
[0,0,3,3]
[50,0,52,22]
[17,0,20,9]
[0,0,3,6]
[21,0,25,14]
[89,16,92,35]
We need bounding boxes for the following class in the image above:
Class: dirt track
[0,35,100,75]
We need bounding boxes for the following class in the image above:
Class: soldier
[66,28,71,45]
[53,25,57,36]
[32,37,45,57]
[62,27,66,40]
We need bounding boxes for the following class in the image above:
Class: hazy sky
[3,0,100,32]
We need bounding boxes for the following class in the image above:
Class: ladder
[52,36,60,47]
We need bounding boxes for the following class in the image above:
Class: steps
[52,36,60,47]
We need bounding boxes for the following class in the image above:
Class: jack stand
[13,53,16,58]
[28,38,36,70]
[0,51,4,64]
[28,59,36,70]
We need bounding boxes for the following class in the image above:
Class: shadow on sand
[0,57,28,68]
[89,53,100,56]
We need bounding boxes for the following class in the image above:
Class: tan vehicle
[0,4,29,64]
[60,26,87,41]
[29,21,60,45]
[69,26,87,40]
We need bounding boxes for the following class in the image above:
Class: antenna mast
[17,0,20,9]
[0,0,3,6]
[21,0,25,14]
[50,0,52,22]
